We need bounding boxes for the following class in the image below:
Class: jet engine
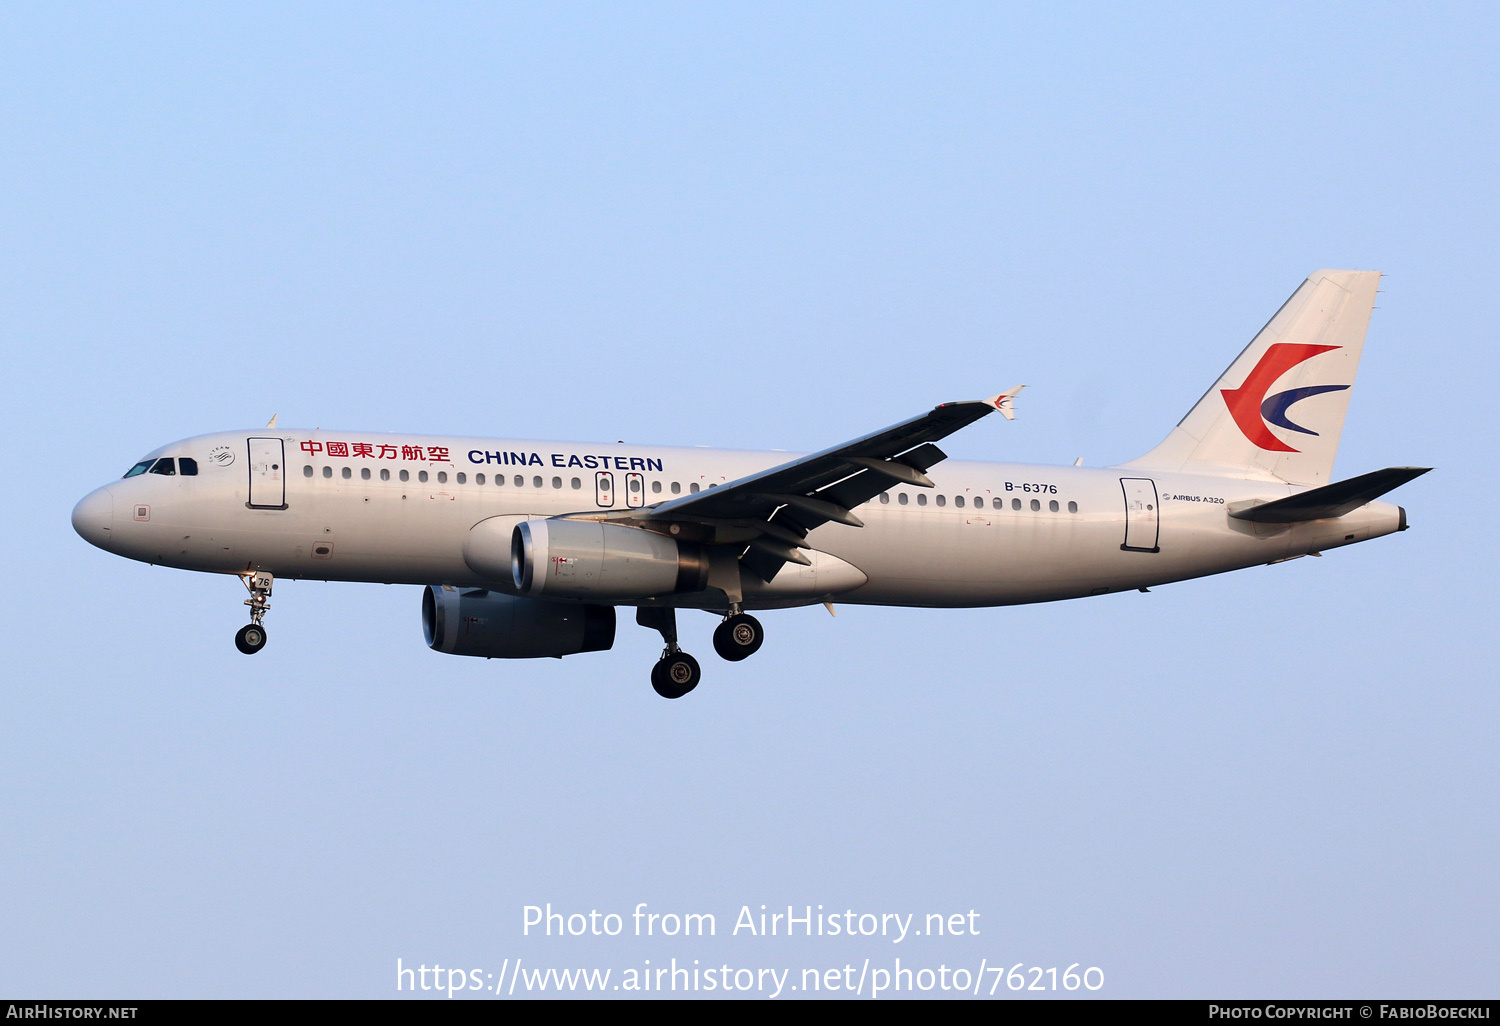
[511,519,708,601]
[422,585,615,659]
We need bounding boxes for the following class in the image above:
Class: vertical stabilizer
[1119,269,1380,486]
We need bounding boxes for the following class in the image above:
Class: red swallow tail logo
[1220,343,1347,452]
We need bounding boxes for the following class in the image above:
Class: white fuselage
[72,429,1405,609]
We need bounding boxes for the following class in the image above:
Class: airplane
[72,269,1428,698]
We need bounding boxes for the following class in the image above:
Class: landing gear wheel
[235,623,268,655]
[651,651,701,699]
[713,613,764,662]
[236,572,273,655]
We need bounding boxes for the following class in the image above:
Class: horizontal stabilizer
[1228,467,1431,524]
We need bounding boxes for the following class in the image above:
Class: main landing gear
[651,651,702,700]
[713,612,764,662]
[235,571,273,655]
[636,607,700,699]
[636,606,766,698]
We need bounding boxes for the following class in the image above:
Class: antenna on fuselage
[265,414,279,429]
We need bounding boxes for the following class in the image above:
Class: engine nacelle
[422,585,615,659]
[511,519,708,601]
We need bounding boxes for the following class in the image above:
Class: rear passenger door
[1119,477,1159,552]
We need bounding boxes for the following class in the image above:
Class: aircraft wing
[642,388,1022,581]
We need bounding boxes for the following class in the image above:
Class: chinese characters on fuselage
[296,440,664,473]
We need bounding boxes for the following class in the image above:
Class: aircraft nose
[72,486,114,550]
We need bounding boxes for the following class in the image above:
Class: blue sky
[1,3,1495,998]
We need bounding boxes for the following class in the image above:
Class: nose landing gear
[235,571,273,655]
[235,623,267,654]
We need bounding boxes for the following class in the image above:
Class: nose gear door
[247,437,288,509]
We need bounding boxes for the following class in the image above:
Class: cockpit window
[124,456,197,478]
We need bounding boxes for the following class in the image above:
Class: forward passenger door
[247,437,288,510]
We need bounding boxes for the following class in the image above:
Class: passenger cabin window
[123,460,154,478]
[572,477,582,489]
[973,496,984,508]
[514,475,523,487]
[342,467,352,480]
[671,482,681,494]
[149,458,176,476]
[456,472,466,484]
[1012,498,1021,510]
[690,483,700,493]
[533,476,543,488]
[879,492,890,504]
[1049,499,1059,512]
[323,466,333,478]
[400,470,409,482]
[361,468,371,480]
[898,493,909,505]
[381,468,391,481]
[935,494,946,507]
[652,481,662,494]
[475,473,485,485]
[1068,501,1078,513]
[917,493,927,506]
[954,495,965,508]
[437,471,448,484]
[303,465,313,477]
[552,477,562,489]
[179,458,198,476]
[1030,498,1040,511]
[418,471,429,483]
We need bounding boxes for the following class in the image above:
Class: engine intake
[422,585,615,659]
[511,519,708,601]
